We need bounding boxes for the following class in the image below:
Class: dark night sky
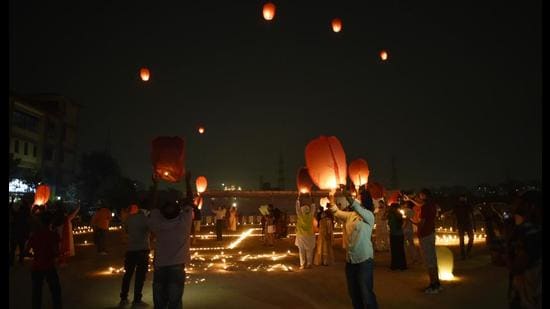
[9,0,542,190]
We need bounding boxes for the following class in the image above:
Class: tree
[20,168,44,190]
[76,151,122,208]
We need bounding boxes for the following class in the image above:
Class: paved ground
[9,226,507,308]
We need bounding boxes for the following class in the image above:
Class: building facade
[9,93,80,196]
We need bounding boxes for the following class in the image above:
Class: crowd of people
[9,177,542,308]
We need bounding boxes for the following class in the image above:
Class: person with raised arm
[328,187,378,309]
[295,193,316,269]
[147,171,194,308]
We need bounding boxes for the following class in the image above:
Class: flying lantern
[386,190,401,205]
[348,159,370,191]
[305,136,347,190]
[196,176,208,194]
[140,67,150,81]
[34,184,51,206]
[367,182,385,199]
[151,136,185,183]
[436,246,455,281]
[296,167,314,194]
[380,50,389,61]
[198,126,205,134]
[262,2,276,21]
[331,18,342,33]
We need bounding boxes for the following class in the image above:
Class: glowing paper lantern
[305,136,347,190]
[386,190,401,205]
[348,158,370,189]
[198,127,205,134]
[296,167,314,194]
[331,18,342,33]
[140,67,150,81]
[436,246,455,281]
[380,50,388,61]
[196,176,208,193]
[262,2,276,21]
[34,185,51,206]
[151,136,185,183]
[367,182,385,199]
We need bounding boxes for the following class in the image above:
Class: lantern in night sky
[305,136,347,190]
[198,126,205,134]
[151,136,185,183]
[331,18,342,33]
[263,2,276,21]
[140,67,150,81]
[34,184,51,206]
[380,50,389,61]
[367,182,385,199]
[348,159,370,190]
[196,176,208,193]
[296,167,315,194]
[436,246,455,281]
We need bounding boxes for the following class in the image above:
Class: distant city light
[9,179,33,193]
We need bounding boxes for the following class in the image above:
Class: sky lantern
[367,182,385,199]
[198,126,205,134]
[151,136,185,183]
[34,184,51,206]
[348,158,370,190]
[305,136,347,190]
[386,190,402,205]
[140,67,150,81]
[436,246,455,281]
[296,167,315,194]
[262,2,276,21]
[331,18,342,33]
[196,176,208,194]
[380,50,389,61]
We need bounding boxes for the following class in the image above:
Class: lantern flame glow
[262,2,276,21]
[331,18,342,33]
[140,67,150,81]
[380,50,388,61]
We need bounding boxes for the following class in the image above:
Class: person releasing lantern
[140,67,150,81]
[262,2,276,21]
[331,18,342,33]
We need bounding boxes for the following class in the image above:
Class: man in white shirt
[119,204,150,307]
[328,187,378,309]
